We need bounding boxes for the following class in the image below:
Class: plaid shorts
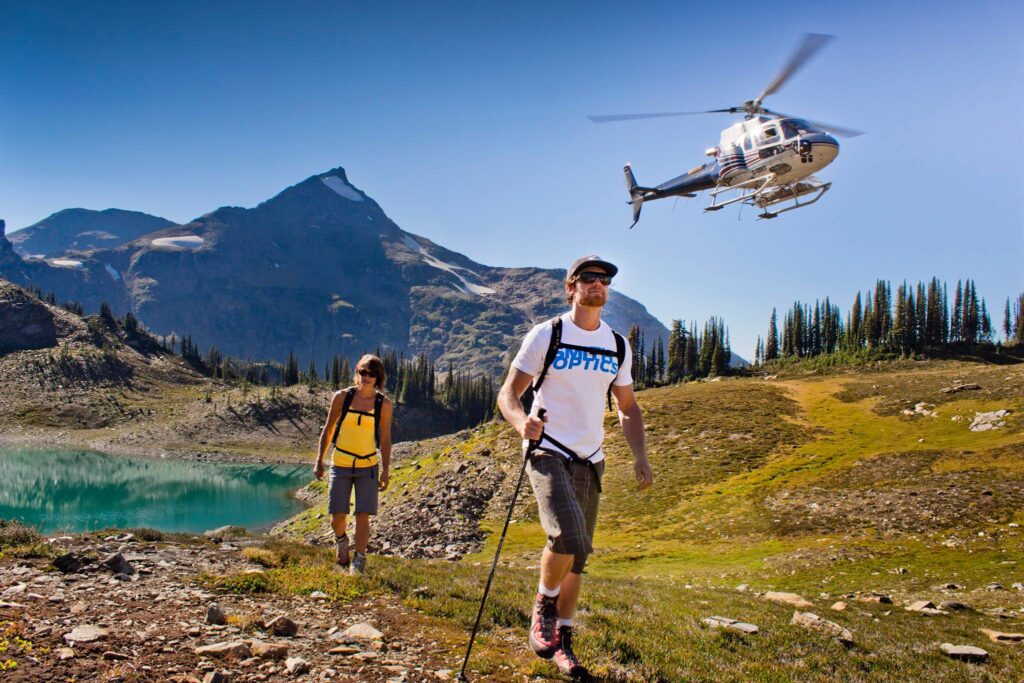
[526,450,605,574]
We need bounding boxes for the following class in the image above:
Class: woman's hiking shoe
[552,626,589,679]
[528,593,560,658]
[350,552,367,575]
[335,536,350,568]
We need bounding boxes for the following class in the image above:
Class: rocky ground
[0,532,461,682]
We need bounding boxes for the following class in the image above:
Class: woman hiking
[314,354,393,574]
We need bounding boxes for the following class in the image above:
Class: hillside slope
[268,357,1024,680]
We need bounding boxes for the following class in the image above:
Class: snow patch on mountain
[105,264,121,281]
[50,259,85,269]
[400,235,495,296]
[151,236,204,250]
[321,176,364,202]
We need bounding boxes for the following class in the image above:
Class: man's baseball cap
[568,255,618,279]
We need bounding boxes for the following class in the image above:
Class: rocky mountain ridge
[0,167,669,376]
[7,208,175,258]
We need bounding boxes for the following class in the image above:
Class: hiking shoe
[528,593,560,658]
[335,536,350,567]
[552,625,589,679]
[350,552,367,575]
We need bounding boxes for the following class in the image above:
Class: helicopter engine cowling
[717,144,747,181]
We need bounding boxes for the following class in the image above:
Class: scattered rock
[938,601,971,611]
[102,651,131,660]
[906,600,948,616]
[940,643,988,662]
[202,673,232,683]
[763,591,814,609]
[64,625,109,644]
[830,601,847,612]
[701,616,759,634]
[986,583,1004,591]
[979,629,1024,644]
[206,602,227,625]
[855,593,893,604]
[941,384,981,394]
[195,641,252,659]
[970,410,1011,432]
[285,656,310,675]
[902,402,938,417]
[338,622,384,641]
[101,551,135,575]
[52,552,86,574]
[790,611,853,645]
[56,647,75,660]
[250,639,289,660]
[265,615,298,637]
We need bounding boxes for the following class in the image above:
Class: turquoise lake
[0,446,312,534]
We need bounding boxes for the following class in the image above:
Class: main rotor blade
[755,33,834,106]
[588,109,735,123]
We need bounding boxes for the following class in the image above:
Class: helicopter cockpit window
[755,126,780,146]
[781,119,818,138]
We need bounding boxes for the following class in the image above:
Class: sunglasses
[576,272,612,285]
[358,368,379,378]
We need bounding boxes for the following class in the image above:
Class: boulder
[195,641,251,659]
[790,611,853,645]
[205,602,227,625]
[763,591,814,609]
[701,616,758,634]
[979,628,1024,644]
[906,600,948,616]
[265,615,298,637]
[285,656,310,675]
[64,625,109,644]
[249,639,289,660]
[337,622,384,641]
[940,643,988,662]
[101,552,135,575]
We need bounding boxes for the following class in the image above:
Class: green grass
[265,358,1024,680]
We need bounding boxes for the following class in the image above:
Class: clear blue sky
[2,1,1022,359]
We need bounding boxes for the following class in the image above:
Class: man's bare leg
[540,547,574,593]
[556,571,582,620]
[353,512,371,553]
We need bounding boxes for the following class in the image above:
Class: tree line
[753,278,1024,366]
[628,316,733,388]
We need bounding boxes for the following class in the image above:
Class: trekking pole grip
[525,408,546,459]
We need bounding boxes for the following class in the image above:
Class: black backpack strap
[532,317,562,393]
[607,329,627,410]
[329,387,357,446]
[373,392,384,449]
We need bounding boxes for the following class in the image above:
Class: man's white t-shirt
[510,313,633,464]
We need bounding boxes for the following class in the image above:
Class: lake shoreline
[0,426,311,466]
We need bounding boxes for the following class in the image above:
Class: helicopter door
[755,124,782,160]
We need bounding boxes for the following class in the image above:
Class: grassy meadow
[214,359,1024,681]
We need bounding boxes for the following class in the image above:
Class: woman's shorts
[328,464,379,515]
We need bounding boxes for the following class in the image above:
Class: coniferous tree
[766,308,779,361]
[667,320,685,383]
[1004,297,1013,341]
[283,350,300,385]
[1014,293,1024,344]
[340,357,351,386]
[951,281,963,343]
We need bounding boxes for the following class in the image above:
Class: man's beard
[578,290,606,308]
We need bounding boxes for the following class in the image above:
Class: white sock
[538,581,560,598]
[557,618,574,628]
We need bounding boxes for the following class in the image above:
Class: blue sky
[2,1,1021,359]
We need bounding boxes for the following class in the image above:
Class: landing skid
[753,179,831,219]
[703,175,831,219]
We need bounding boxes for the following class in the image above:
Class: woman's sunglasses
[576,272,612,285]
[358,368,379,378]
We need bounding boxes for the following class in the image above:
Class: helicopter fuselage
[648,116,839,199]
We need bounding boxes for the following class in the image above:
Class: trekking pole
[456,408,545,682]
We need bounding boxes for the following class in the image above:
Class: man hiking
[498,255,653,679]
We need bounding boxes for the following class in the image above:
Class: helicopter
[589,33,864,228]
